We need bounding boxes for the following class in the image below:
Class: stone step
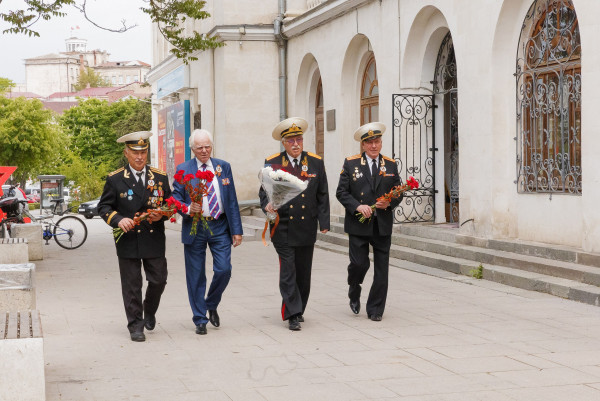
[325,219,600,286]
[241,215,268,242]
[333,214,600,267]
[456,233,600,268]
[318,229,600,293]
[314,238,600,307]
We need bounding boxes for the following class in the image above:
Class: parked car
[26,193,40,203]
[78,198,100,219]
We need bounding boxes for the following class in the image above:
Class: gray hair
[189,129,213,148]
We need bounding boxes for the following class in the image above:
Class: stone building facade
[147,0,599,253]
[24,37,150,97]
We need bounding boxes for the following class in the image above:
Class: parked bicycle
[37,198,88,249]
[1,192,87,249]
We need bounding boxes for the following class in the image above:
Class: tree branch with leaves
[1,0,223,63]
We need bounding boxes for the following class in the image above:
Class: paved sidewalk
[36,218,600,400]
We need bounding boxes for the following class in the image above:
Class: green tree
[1,1,223,63]
[54,150,111,203]
[112,99,151,136]
[0,77,16,95]
[0,97,67,186]
[60,98,150,170]
[73,67,111,91]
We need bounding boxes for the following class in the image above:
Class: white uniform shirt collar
[286,152,302,164]
[129,166,146,184]
[196,158,213,170]
[365,153,380,166]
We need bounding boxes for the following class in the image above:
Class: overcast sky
[0,0,152,83]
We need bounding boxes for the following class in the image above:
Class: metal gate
[433,31,459,223]
[392,94,436,223]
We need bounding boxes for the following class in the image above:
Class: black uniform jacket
[98,165,172,259]
[259,151,330,247]
[336,152,402,237]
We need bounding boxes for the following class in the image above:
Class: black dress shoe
[297,315,304,323]
[195,323,207,335]
[288,316,301,331]
[144,314,156,331]
[130,331,146,342]
[349,299,360,314]
[369,314,382,322]
[208,309,220,327]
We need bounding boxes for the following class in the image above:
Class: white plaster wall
[212,41,281,200]
[287,0,401,216]
[396,0,599,250]
[284,0,599,250]
[213,0,277,25]
[26,63,73,96]
[576,0,600,252]
[148,0,600,251]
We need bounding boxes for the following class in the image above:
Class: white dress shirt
[365,154,379,176]
[286,153,300,169]
[129,166,146,185]
[196,158,224,217]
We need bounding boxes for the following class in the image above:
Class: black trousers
[117,256,168,333]
[273,243,314,321]
[347,221,391,317]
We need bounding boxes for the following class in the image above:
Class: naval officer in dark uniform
[259,117,330,331]
[98,131,172,342]
[336,122,402,322]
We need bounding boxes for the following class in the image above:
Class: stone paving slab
[34,218,600,400]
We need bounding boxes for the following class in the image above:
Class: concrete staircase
[315,216,600,307]
[240,208,269,242]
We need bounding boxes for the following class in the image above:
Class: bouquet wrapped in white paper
[259,166,308,223]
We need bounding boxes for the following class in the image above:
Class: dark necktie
[136,172,143,184]
[293,158,299,172]
[371,159,378,179]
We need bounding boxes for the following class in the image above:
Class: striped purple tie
[202,163,220,219]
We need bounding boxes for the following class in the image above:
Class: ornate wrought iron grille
[433,32,459,223]
[516,0,581,194]
[392,94,435,223]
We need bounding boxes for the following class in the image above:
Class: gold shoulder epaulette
[266,153,280,161]
[347,154,361,160]
[382,155,395,162]
[307,152,322,160]
[149,167,166,175]
[108,167,124,177]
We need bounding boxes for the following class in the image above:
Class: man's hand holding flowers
[173,168,214,236]
[113,196,187,242]
[356,176,419,223]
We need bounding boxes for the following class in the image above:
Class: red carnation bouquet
[357,176,420,223]
[174,169,214,236]
[113,196,188,243]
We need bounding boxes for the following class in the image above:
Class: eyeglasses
[193,145,212,151]
[284,137,303,145]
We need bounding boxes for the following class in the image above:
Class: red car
[26,193,40,203]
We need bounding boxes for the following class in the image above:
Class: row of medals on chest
[120,179,164,205]
[353,159,386,181]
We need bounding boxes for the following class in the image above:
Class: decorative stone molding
[284,0,374,38]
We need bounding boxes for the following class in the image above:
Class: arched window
[516,0,581,194]
[361,55,379,125]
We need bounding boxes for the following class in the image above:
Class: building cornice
[283,0,375,38]
[208,24,276,42]
[146,55,184,84]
